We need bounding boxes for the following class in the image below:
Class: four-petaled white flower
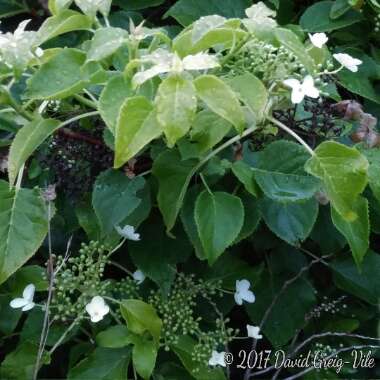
[133,270,145,284]
[234,279,255,305]
[308,33,328,49]
[10,284,35,311]
[208,350,226,367]
[116,225,140,241]
[133,49,219,86]
[283,75,319,104]
[85,296,110,323]
[247,325,263,339]
[0,20,42,70]
[333,53,362,73]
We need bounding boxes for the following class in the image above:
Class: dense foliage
[0,0,379,379]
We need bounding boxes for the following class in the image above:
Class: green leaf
[274,28,317,74]
[330,0,351,19]
[171,336,226,380]
[251,140,320,202]
[0,342,41,379]
[253,168,320,202]
[132,336,158,380]
[99,75,133,132]
[337,50,380,104]
[331,250,380,304]
[68,347,130,380]
[76,196,101,241]
[128,219,191,293]
[235,191,261,243]
[6,265,48,295]
[180,185,206,259]
[189,110,231,155]
[195,191,244,264]
[173,26,247,57]
[92,169,145,234]
[152,149,196,233]
[194,75,245,134]
[259,197,319,246]
[96,326,132,348]
[38,10,92,43]
[300,0,364,32]
[27,49,88,99]
[87,27,128,61]
[360,147,380,201]
[0,181,48,284]
[155,76,197,147]
[331,197,369,267]
[311,205,346,254]
[8,118,60,186]
[164,0,250,26]
[227,73,268,122]
[305,141,368,221]
[115,97,162,168]
[231,161,259,197]
[120,299,162,344]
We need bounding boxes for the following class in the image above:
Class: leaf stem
[199,173,212,195]
[267,116,315,156]
[73,94,98,109]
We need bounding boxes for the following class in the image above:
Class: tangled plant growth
[0,0,380,379]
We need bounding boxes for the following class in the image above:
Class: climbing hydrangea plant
[0,0,380,379]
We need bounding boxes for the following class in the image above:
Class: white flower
[133,270,145,284]
[115,225,140,241]
[247,325,262,339]
[208,350,226,367]
[0,20,41,70]
[283,75,319,104]
[132,49,219,86]
[85,296,110,323]
[9,284,35,311]
[308,33,328,49]
[333,53,362,72]
[234,279,255,305]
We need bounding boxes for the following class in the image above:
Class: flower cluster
[225,39,304,83]
[50,241,111,322]
[283,32,362,105]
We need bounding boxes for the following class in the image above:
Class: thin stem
[59,111,100,129]
[33,202,54,380]
[73,94,97,109]
[48,316,82,356]
[5,89,33,120]
[108,260,133,276]
[199,173,212,195]
[267,116,315,156]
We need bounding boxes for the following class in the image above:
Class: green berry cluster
[113,277,140,300]
[192,318,238,371]
[51,241,110,322]
[224,39,304,83]
[148,273,235,369]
